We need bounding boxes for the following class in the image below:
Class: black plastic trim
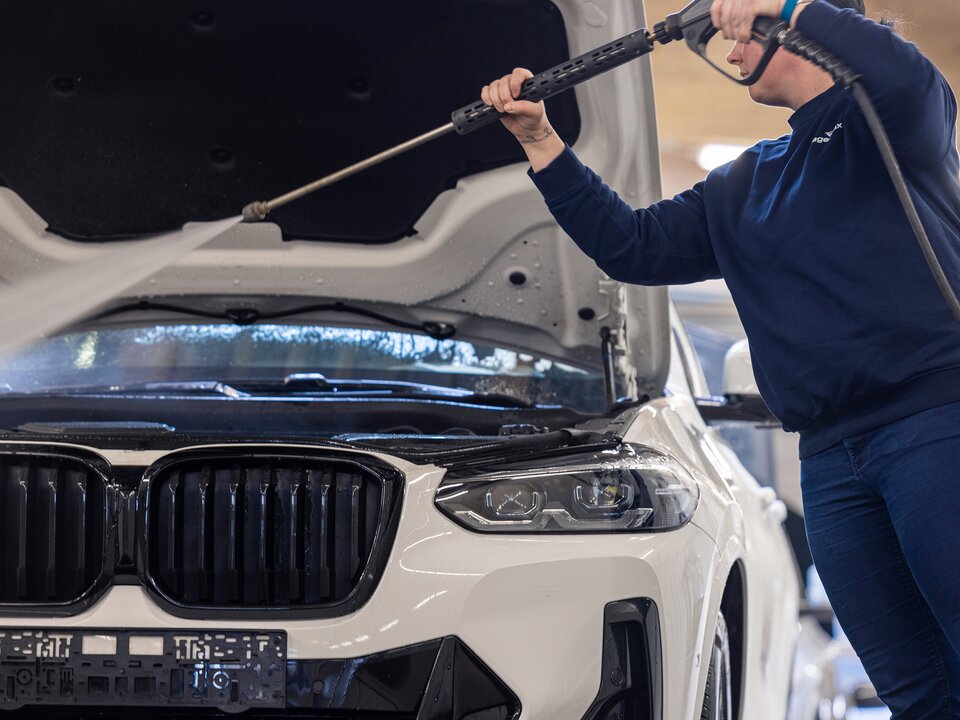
[0,445,117,617]
[422,429,621,471]
[137,447,405,620]
[0,396,596,448]
[0,627,287,711]
[295,635,521,719]
[696,394,780,425]
[581,597,663,720]
[0,634,519,719]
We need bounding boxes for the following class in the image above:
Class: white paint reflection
[401,531,451,552]
[398,531,485,577]
[414,591,447,610]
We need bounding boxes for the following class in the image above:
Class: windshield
[0,323,607,413]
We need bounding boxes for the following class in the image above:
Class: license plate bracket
[0,628,287,710]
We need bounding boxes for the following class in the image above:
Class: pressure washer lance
[239,0,787,225]
[240,27,659,223]
[240,0,960,322]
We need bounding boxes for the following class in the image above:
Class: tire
[700,611,733,720]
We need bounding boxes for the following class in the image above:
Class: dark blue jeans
[801,402,960,719]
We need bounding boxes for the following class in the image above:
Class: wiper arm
[0,380,248,398]
[283,374,468,395]
[90,300,457,340]
[279,374,535,408]
[137,380,248,398]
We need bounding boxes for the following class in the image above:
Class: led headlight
[435,444,699,533]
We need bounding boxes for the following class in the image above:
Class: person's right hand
[480,67,550,141]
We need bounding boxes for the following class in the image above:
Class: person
[480,0,960,716]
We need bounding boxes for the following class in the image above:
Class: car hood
[0,0,669,398]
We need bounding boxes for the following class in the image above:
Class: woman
[481,0,960,716]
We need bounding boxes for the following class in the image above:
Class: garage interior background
[647,0,960,198]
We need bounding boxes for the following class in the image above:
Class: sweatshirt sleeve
[528,146,721,286]
[795,2,957,164]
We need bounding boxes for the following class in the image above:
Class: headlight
[435,444,699,533]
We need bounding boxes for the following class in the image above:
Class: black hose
[778,28,960,322]
[849,82,960,322]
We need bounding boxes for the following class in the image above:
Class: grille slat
[0,452,108,606]
[146,454,389,610]
[350,474,363,580]
[304,470,333,601]
[196,466,212,601]
[273,468,303,603]
[241,469,261,602]
[319,471,334,599]
[14,466,30,599]
[332,471,357,599]
[257,470,271,601]
[272,468,289,603]
[40,466,59,598]
[229,471,241,600]
[71,471,88,591]
[215,468,241,603]
[160,474,182,597]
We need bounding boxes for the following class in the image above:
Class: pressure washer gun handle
[653,0,787,86]
[451,29,655,135]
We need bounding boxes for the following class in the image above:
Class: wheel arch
[719,559,747,720]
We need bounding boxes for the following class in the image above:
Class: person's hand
[710,0,784,42]
[480,68,550,140]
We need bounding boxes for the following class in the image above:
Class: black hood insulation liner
[0,0,581,242]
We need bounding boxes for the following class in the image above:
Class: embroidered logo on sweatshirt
[812,123,843,144]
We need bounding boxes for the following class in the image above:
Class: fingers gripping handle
[451,29,655,135]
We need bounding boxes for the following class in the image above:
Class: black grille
[144,453,397,613]
[0,452,110,605]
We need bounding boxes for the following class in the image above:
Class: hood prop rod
[600,326,618,408]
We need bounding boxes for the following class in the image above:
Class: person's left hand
[710,0,784,42]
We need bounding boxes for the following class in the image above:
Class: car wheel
[700,611,733,720]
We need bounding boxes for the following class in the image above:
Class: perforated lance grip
[451,29,654,135]
[778,29,861,88]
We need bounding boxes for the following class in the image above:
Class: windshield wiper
[89,300,457,340]
[276,373,534,407]
[0,380,248,398]
[0,376,535,407]
[282,373,469,394]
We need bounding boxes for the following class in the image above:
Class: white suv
[0,0,803,718]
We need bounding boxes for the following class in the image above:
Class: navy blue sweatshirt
[529,2,960,458]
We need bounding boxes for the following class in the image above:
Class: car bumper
[0,459,721,720]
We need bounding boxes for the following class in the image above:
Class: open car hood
[0,0,669,398]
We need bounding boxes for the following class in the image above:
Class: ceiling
[641,0,960,194]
